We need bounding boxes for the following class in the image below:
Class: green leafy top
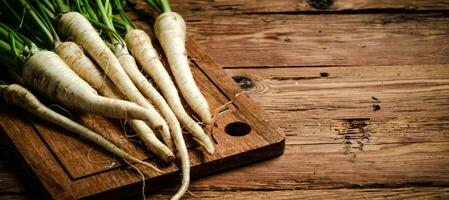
[0,22,39,73]
[146,0,171,14]
[0,0,61,50]
[73,0,125,48]
[111,0,134,34]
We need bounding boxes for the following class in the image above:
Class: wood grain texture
[169,0,449,15]
[224,64,449,144]
[0,108,74,200]
[2,0,449,199]
[186,143,449,190]
[151,188,449,199]
[184,13,449,68]
[130,0,449,68]
[2,188,449,200]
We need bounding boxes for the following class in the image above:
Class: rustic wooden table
[2,0,449,199]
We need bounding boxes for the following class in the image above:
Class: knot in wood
[232,75,254,90]
[320,72,329,78]
[308,0,334,10]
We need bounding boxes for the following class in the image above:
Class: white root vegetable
[154,12,212,125]
[54,36,189,198]
[125,29,215,154]
[55,42,175,162]
[0,83,161,172]
[22,51,159,126]
[55,42,120,94]
[124,29,192,199]
[129,120,175,162]
[55,12,171,145]
[115,47,187,153]
[54,42,119,96]
[170,130,190,200]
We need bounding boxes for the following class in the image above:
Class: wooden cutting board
[0,9,285,200]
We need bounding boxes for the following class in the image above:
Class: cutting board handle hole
[225,122,251,136]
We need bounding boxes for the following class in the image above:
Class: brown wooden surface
[170,0,449,13]
[2,0,449,199]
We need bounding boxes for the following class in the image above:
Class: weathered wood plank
[0,138,25,194]
[129,1,449,68]
[132,0,449,18]
[0,173,24,194]
[181,13,449,68]
[150,188,449,199]
[0,109,75,199]
[2,187,449,200]
[2,141,449,196]
[162,64,449,190]
[224,64,449,144]
[169,0,449,15]
[0,195,41,200]
[185,142,449,190]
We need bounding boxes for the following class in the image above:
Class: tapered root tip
[157,126,176,151]
[198,138,215,154]
[140,161,164,173]
[204,118,213,126]
[166,155,176,163]
[192,135,215,154]
[205,144,215,154]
